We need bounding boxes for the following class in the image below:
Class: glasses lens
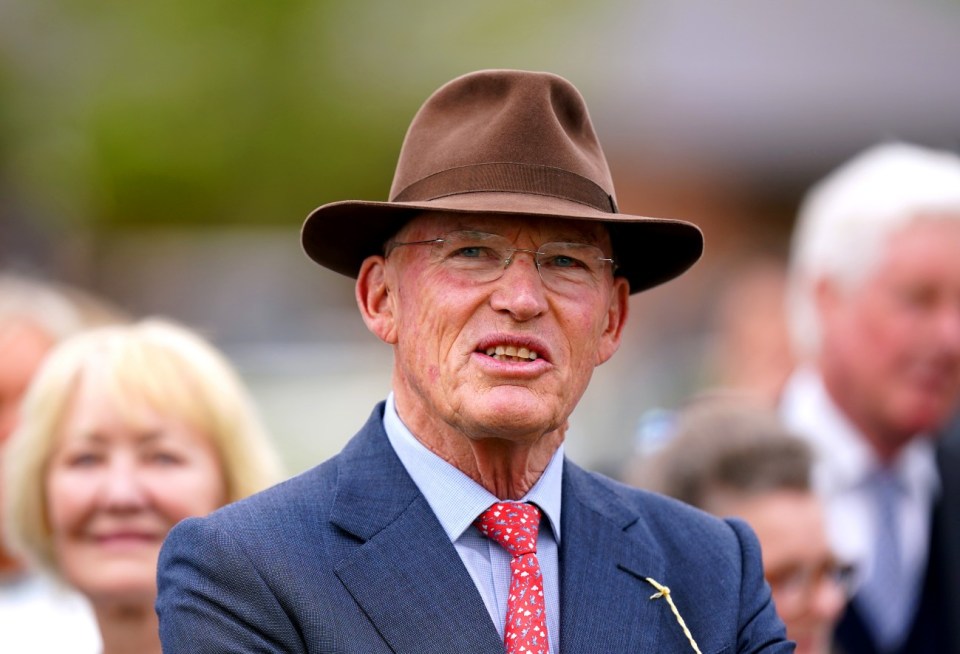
[768,559,858,614]
[537,242,609,288]
[829,562,858,598]
[437,231,510,283]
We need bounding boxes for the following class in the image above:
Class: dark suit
[835,422,960,654]
[157,403,791,653]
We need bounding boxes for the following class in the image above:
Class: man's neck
[818,369,913,465]
[393,397,564,499]
[436,432,564,500]
[394,384,566,500]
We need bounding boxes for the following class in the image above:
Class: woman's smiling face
[45,364,226,606]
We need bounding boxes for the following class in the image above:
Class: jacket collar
[559,462,672,652]
[329,403,503,652]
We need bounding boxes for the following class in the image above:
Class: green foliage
[0,0,601,231]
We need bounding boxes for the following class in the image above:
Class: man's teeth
[485,345,539,361]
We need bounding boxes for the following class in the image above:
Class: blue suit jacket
[157,403,791,653]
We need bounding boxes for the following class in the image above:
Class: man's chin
[471,415,557,442]
[789,629,830,654]
[896,407,955,437]
[881,390,957,436]
[464,399,562,441]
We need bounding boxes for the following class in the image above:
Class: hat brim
[301,192,703,295]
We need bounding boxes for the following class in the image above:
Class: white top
[0,571,101,653]
[779,366,940,593]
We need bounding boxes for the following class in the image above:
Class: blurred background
[2,0,959,476]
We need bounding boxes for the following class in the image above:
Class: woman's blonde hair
[2,318,284,575]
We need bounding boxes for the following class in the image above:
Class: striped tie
[855,469,915,651]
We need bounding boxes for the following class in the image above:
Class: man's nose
[501,248,543,276]
[809,574,848,621]
[491,250,549,319]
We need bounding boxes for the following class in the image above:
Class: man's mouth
[484,345,540,362]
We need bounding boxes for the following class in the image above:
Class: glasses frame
[766,558,858,615]
[385,230,618,292]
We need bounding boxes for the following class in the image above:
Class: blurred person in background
[628,396,851,654]
[156,69,791,653]
[2,318,284,654]
[0,272,126,652]
[781,142,960,654]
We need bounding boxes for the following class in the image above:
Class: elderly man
[780,142,960,654]
[157,69,791,653]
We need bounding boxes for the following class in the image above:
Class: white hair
[0,274,83,339]
[787,142,960,359]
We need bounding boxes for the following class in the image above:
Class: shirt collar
[383,392,564,543]
[780,366,940,499]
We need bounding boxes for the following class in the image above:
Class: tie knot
[475,502,541,556]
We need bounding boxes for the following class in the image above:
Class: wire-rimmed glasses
[385,230,617,293]
[766,558,857,617]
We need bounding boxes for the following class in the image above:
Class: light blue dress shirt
[383,393,562,654]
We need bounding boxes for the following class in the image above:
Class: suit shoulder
[572,464,707,516]
[569,465,747,549]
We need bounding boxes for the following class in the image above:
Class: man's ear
[356,256,398,344]
[596,276,630,365]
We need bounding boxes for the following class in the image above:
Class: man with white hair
[780,142,960,654]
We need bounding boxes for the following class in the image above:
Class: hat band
[391,162,618,213]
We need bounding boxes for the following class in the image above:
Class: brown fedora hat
[301,69,703,294]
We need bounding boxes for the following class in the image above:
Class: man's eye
[451,246,495,259]
[544,254,587,269]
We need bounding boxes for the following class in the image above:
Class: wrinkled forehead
[392,212,614,251]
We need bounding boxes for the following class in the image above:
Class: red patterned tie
[475,502,549,654]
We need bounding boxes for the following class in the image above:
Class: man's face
[364,213,629,445]
[818,217,960,449]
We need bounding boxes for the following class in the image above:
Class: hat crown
[301,68,703,293]
[389,70,616,207]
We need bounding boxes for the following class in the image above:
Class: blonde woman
[3,319,284,654]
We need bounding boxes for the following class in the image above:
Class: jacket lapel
[329,413,502,653]
[559,462,671,653]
